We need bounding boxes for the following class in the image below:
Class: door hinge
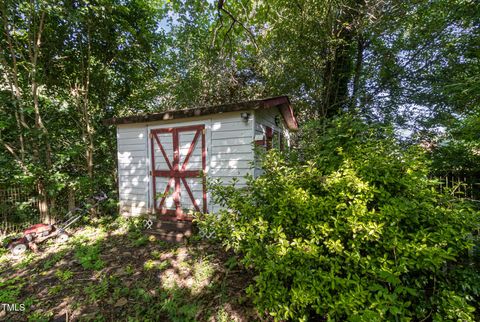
[149,132,153,139]
[202,128,206,135]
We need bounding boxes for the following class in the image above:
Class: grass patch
[15,253,36,270]
[160,286,199,322]
[128,229,149,247]
[48,284,63,296]
[193,257,215,283]
[85,279,109,303]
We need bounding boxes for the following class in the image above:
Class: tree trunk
[78,23,94,182]
[320,0,365,118]
[68,187,76,211]
[351,34,365,110]
[37,181,50,223]
[30,10,53,219]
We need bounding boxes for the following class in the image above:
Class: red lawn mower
[5,192,107,256]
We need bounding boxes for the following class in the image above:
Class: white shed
[104,96,298,222]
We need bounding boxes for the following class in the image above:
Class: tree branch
[217,0,258,50]
[1,141,31,175]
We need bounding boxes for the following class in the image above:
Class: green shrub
[198,115,480,321]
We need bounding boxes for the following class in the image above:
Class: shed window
[255,126,285,152]
[274,130,286,151]
[265,127,274,150]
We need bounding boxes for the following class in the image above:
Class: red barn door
[150,125,207,221]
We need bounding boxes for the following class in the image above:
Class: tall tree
[0,0,166,218]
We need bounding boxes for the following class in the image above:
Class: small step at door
[144,220,193,243]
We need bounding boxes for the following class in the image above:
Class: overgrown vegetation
[1,0,478,221]
[0,0,478,320]
[74,242,105,271]
[199,116,480,321]
[0,220,257,321]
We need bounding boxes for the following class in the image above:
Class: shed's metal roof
[103,96,298,130]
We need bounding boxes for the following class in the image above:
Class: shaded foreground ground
[0,219,260,321]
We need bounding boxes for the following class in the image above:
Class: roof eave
[103,96,299,130]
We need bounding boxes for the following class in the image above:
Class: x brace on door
[150,125,207,221]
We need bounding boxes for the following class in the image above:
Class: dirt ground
[0,219,262,321]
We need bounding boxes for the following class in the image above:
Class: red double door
[150,125,207,221]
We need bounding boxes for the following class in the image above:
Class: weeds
[74,242,104,270]
[16,253,36,269]
[144,259,169,271]
[125,264,134,275]
[160,286,199,322]
[193,256,215,285]
[0,219,254,321]
[43,249,67,270]
[129,230,149,247]
[55,269,73,282]
[27,311,53,322]
[48,285,63,296]
[85,278,109,303]
[0,277,24,303]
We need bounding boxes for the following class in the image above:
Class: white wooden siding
[210,113,253,185]
[116,111,256,216]
[116,125,149,216]
[209,113,253,189]
[208,113,254,213]
[116,108,294,216]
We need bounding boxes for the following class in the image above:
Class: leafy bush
[198,115,480,321]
